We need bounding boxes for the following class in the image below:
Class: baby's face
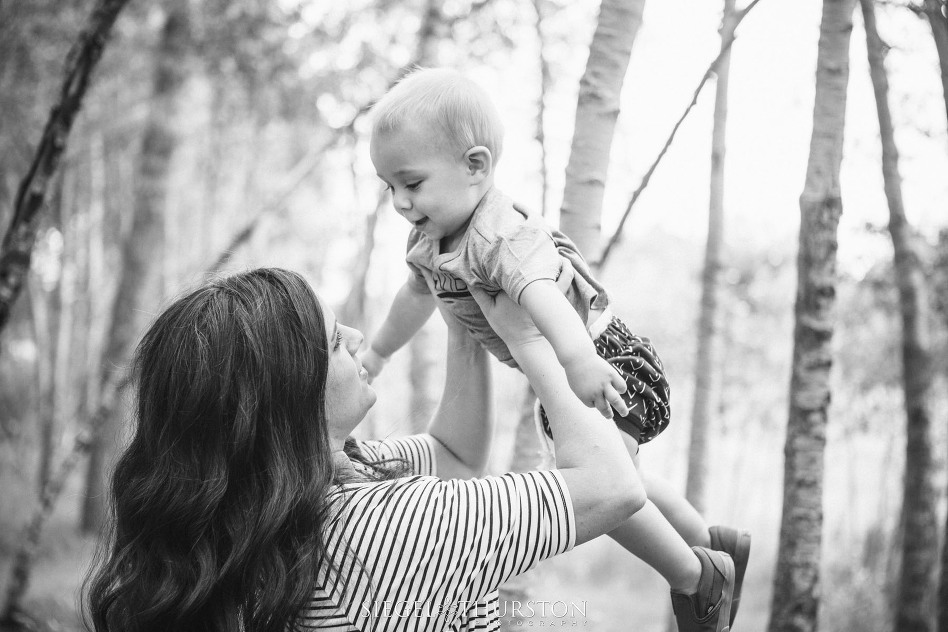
[370,125,480,246]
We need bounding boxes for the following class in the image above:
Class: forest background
[0,0,947,630]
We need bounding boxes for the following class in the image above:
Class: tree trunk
[767,2,855,632]
[937,230,948,632]
[533,0,551,219]
[413,0,444,68]
[504,0,646,619]
[51,229,77,487]
[559,0,646,259]
[26,275,54,495]
[401,0,446,436]
[941,464,948,632]
[0,0,131,338]
[499,3,555,621]
[922,0,948,129]
[339,194,384,330]
[499,381,547,627]
[80,2,189,533]
[684,0,737,517]
[861,2,939,630]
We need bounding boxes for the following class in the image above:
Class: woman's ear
[464,146,493,183]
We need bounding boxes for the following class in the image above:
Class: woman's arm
[426,308,493,480]
[474,288,645,545]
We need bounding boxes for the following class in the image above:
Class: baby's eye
[406,181,422,191]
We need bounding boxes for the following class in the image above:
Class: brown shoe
[670,546,735,632]
[709,526,751,628]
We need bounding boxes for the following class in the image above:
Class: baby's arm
[363,281,436,379]
[519,280,628,419]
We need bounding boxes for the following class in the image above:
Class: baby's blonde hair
[370,67,504,162]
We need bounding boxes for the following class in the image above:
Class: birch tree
[558,0,645,256]
[499,2,557,622]
[920,0,948,127]
[767,2,856,631]
[936,230,948,632]
[861,3,939,630]
[80,0,190,532]
[684,0,737,516]
[405,0,447,432]
[500,0,646,622]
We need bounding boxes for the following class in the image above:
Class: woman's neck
[332,449,356,480]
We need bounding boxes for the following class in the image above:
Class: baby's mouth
[413,218,429,229]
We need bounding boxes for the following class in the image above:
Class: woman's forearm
[426,315,493,478]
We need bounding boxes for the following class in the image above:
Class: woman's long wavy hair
[84,268,365,632]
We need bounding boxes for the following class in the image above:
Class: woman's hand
[470,289,544,350]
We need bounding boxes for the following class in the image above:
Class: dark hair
[84,268,377,632]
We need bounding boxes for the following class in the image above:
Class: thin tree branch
[205,134,339,275]
[206,0,457,274]
[596,0,763,269]
[0,0,132,337]
[533,0,551,218]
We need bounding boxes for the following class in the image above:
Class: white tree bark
[559,0,646,260]
[767,2,855,631]
[684,0,737,516]
[861,2,938,630]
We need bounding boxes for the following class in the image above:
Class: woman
[83,267,654,631]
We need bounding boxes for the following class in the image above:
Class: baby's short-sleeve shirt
[298,435,576,632]
[405,187,608,367]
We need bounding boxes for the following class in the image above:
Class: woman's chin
[358,388,378,420]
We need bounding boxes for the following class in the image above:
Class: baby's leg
[533,402,736,629]
[607,435,700,592]
[641,472,710,548]
[609,500,702,592]
[623,433,710,549]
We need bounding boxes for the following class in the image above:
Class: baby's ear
[464,146,493,182]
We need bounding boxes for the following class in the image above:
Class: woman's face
[320,298,376,448]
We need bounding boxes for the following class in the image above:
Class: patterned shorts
[538,315,671,445]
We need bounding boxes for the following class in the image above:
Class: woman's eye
[334,331,344,349]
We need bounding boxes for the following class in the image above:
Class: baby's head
[369,68,505,245]
[371,67,504,164]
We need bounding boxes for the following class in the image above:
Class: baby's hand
[562,354,629,419]
[361,347,389,382]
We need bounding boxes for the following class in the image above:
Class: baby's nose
[393,190,412,212]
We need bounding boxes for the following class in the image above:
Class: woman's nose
[346,327,364,352]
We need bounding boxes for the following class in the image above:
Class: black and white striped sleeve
[357,435,436,476]
[299,469,575,631]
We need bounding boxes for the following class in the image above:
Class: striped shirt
[298,434,575,631]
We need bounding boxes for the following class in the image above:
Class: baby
[363,67,749,632]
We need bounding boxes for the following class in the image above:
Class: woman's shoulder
[354,434,437,476]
